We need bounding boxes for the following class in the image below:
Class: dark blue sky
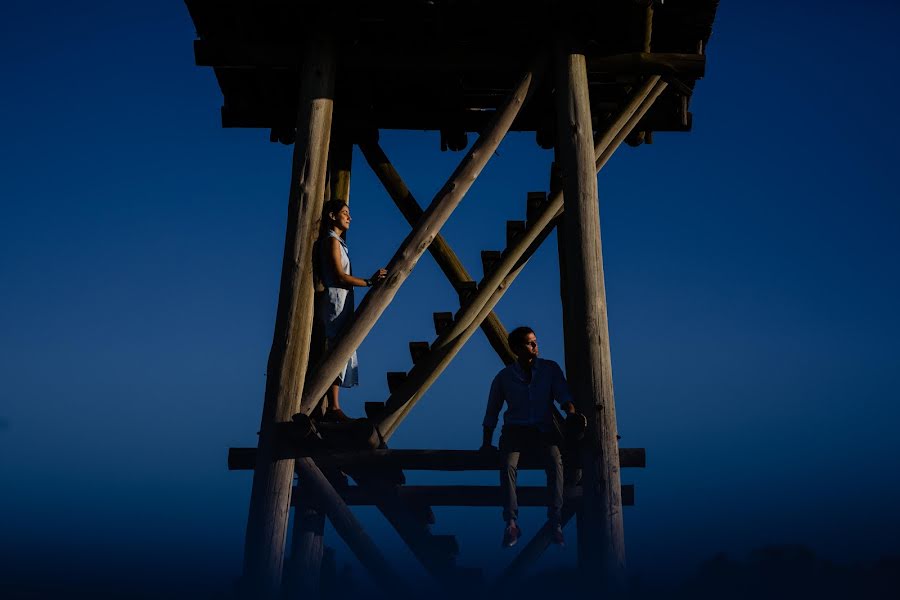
[2,0,899,595]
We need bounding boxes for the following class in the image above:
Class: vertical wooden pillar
[329,128,353,204]
[314,129,354,416]
[289,129,353,585]
[286,490,326,597]
[554,46,626,590]
[241,32,336,597]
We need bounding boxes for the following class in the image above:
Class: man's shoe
[502,523,521,548]
[550,524,565,546]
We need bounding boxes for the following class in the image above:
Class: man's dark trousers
[499,424,564,525]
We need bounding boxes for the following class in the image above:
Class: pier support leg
[287,486,326,597]
[241,32,336,596]
[555,46,626,591]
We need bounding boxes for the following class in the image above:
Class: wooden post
[375,78,664,441]
[297,59,546,414]
[313,128,354,416]
[241,33,335,596]
[286,483,326,597]
[358,140,515,363]
[555,46,625,587]
[329,128,353,204]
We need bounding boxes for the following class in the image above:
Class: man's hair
[323,199,349,225]
[507,326,535,349]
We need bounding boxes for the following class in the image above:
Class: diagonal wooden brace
[493,507,577,590]
[297,57,547,415]
[294,458,409,595]
[376,76,668,441]
[358,140,515,364]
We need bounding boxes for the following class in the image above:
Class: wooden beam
[293,484,635,508]
[374,77,666,442]
[297,58,546,415]
[358,140,515,364]
[556,46,626,585]
[194,41,705,78]
[294,458,408,594]
[241,33,335,596]
[228,448,646,471]
[222,103,692,135]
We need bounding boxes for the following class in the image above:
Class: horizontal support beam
[228,448,645,471]
[195,42,704,78]
[292,484,635,508]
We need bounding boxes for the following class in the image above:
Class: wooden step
[430,534,460,558]
[408,341,430,365]
[480,250,502,276]
[506,220,526,247]
[386,371,408,394]
[526,191,547,224]
[364,401,386,420]
[457,280,477,307]
[433,311,454,336]
[409,503,436,526]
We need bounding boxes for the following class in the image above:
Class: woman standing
[317,199,388,421]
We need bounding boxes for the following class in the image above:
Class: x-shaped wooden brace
[358,140,517,365]
[373,75,669,443]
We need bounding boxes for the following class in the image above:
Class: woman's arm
[327,237,388,287]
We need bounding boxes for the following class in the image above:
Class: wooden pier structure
[185,0,718,596]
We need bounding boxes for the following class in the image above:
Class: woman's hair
[507,326,535,349]
[323,199,348,227]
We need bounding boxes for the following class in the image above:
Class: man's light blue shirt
[482,358,574,431]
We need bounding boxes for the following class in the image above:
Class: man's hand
[565,411,588,440]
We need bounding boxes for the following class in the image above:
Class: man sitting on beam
[480,326,585,547]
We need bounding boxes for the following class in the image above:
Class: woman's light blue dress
[318,230,359,387]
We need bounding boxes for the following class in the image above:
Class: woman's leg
[327,382,340,411]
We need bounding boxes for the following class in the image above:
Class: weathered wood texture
[294,458,408,594]
[375,77,665,441]
[358,140,515,363]
[292,484,635,508]
[228,447,646,471]
[328,129,353,203]
[555,48,626,585]
[297,59,545,414]
[286,491,325,598]
[241,35,335,596]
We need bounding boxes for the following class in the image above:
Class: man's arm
[481,426,495,450]
[481,374,503,450]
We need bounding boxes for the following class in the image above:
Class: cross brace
[372,76,668,441]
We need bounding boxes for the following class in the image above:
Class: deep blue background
[2,1,899,596]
